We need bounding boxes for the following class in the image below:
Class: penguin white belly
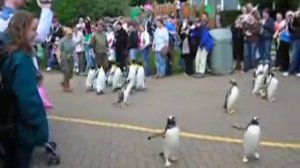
[263,64,270,76]
[123,81,134,104]
[255,65,264,77]
[227,87,239,109]
[112,68,122,90]
[252,74,264,95]
[95,68,106,93]
[163,127,180,159]
[135,67,146,89]
[267,78,278,101]
[127,65,137,82]
[107,66,116,86]
[86,69,97,90]
[243,126,260,157]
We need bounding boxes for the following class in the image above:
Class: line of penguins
[147,61,279,167]
[85,60,146,108]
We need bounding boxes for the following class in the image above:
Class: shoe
[46,67,52,72]
[282,72,289,77]
[296,73,300,77]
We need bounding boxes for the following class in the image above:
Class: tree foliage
[25,0,130,25]
[239,0,299,10]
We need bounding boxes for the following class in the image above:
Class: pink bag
[38,85,53,112]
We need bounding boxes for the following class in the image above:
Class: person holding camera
[284,10,300,77]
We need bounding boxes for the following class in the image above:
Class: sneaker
[282,72,289,77]
[296,73,300,77]
[46,67,52,72]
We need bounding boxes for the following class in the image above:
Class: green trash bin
[209,28,233,75]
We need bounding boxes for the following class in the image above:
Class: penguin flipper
[224,88,231,109]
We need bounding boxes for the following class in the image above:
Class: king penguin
[95,67,106,95]
[242,117,261,163]
[112,65,123,91]
[135,61,146,90]
[107,63,117,86]
[224,79,239,115]
[85,66,97,92]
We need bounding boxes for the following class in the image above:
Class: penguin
[242,117,261,163]
[148,116,180,167]
[254,61,264,78]
[265,72,279,102]
[135,62,146,90]
[114,79,132,108]
[252,71,264,96]
[85,66,97,92]
[126,63,138,92]
[262,60,271,77]
[224,79,239,115]
[95,67,106,95]
[107,64,117,86]
[112,66,123,91]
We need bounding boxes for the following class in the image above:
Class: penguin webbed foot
[242,156,249,163]
[254,152,260,160]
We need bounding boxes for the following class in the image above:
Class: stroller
[45,141,60,166]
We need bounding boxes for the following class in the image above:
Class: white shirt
[153,27,169,51]
[73,31,84,52]
[140,30,150,49]
[0,8,53,43]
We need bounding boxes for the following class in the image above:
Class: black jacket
[115,28,128,51]
[127,30,139,49]
[289,16,300,40]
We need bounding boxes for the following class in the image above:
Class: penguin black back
[165,116,176,132]
[246,117,259,129]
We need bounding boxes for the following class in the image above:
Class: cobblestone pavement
[32,72,300,167]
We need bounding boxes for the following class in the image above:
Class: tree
[25,0,130,25]
[239,0,299,10]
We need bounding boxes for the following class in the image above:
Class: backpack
[0,41,18,142]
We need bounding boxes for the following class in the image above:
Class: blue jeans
[259,38,272,62]
[244,41,258,72]
[129,48,138,61]
[84,45,95,70]
[155,51,166,77]
[141,48,151,76]
[288,40,300,74]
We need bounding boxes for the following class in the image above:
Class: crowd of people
[0,0,300,167]
[231,3,300,76]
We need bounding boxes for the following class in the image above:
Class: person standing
[89,22,108,71]
[259,8,274,62]
[0,10,49,168]
[231,17,244,70]
[276,11,293,73]
[285,11,300,77]
[153,19,169,78]
[115,22,128,71]
[140,24,151,76]
[179,20,193,75]
[127,23,139,63]
[57,28,76,92]
[73,26,85,75]
[194,13,213,78]
[243,15,261,72]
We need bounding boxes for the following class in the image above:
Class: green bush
[220,10,241,27]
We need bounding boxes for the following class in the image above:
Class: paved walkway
[32,72,300,167]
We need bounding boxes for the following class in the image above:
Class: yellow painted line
[48,115,300,149]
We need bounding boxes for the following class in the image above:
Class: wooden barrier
[153,2,215,28]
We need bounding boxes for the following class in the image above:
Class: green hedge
[220,10,241,27]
